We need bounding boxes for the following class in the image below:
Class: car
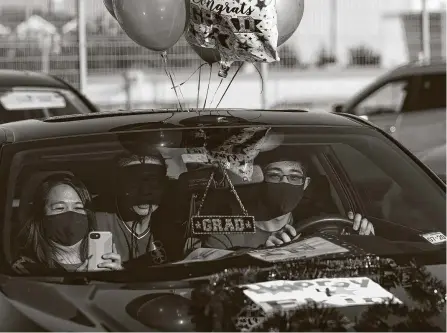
[0,109,444,331]
[333,59,446,156]
[0,70,99,124]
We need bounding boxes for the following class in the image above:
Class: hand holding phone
[87,232,122,271]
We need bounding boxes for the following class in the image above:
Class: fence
[0,0,443,109]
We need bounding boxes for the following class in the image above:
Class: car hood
[0,260,445,332]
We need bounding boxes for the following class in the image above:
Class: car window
[1,126,445,274]
[331,142,445,231]
[406,73,446,112]
[0,88,93,123]
[352,80,410,116]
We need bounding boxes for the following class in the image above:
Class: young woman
[13,173,122,273]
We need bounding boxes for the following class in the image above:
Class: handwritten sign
[0,91,66,110]
[243,277,402,314]
[191,215,255,235]
[248,237,349,262]
[421,232,446,245]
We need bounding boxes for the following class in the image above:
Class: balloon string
[202,63,212,112]
[161,51,184,112]
[170,63,208,90]
[170,69,186,108]
[210,78,223,107]
[197,65,202,109]
[215,62,243,109]
[252,63,264,94]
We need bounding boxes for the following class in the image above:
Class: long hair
[16,174,96,269]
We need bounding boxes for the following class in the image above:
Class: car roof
[0,109,368,144]
[386,59,446,79]
[0,70,68,89]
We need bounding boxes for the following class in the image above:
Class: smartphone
[88,231,113,271]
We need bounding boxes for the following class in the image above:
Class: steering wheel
[293,215,355,236]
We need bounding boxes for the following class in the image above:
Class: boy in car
[96,152,169,264]
[203,147,375,250]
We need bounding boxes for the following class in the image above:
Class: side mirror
[333,104,344,113]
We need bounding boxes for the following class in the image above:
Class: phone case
[88,232,113,271]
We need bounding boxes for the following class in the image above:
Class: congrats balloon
[103,0,116,19]
[185,0,279,78]
[113,0,189,52]
[277,0,305,46]
[190,44,221,64]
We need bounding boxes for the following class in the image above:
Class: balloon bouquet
[104,0,304,109]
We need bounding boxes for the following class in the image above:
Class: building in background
[383,0,446,63]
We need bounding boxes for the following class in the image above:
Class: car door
[393,73,446,155]
[349,77,418,140]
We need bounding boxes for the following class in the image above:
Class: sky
[0,0,445,66]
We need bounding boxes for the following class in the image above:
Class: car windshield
[0,87,92,123]
[2,124,445,278]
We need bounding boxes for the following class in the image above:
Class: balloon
[185,0,279,78]
[103,0,116,19]
[113,0,189,52]
[190,44,221,64]
[277,0,305,46]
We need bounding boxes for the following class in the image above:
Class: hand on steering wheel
[348,211,375,235]
[265,211,374,248]
[265,224,300,247]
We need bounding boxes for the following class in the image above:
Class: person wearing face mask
[202,147,375,250]
[13,173,122,273]
[95,153,168,264]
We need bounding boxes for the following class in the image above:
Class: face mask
[257,183,305,220]
[43,211,89,246]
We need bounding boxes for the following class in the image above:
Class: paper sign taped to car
[247,237,349,262]
[421,232,446,245]
[242,277,402,314]
[0,91,66,110]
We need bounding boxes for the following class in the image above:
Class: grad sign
[0,91,66,110]
[243,277,402,314]
[191,215,256,234]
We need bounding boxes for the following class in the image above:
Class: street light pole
[421,0,431,61]
[77,0,88,93]
[330,0,338,59]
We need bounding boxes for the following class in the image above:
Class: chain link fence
[0,0,444,109]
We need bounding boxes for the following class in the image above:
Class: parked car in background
[333,59,446,156]
[0,70,99,124]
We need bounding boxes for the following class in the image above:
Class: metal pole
[330,0,337,58]
[77,0,88,93]
[421,0,431,60]
[441,10,446,58]
[260,62,268,109]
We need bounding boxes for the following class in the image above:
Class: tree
[349,45,381,67]
[272,44,301,68]
[316,47,337,68]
